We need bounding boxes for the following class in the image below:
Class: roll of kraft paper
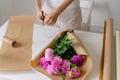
[116,31,120,80]
[2,36,17,47]
[99,18,113,80]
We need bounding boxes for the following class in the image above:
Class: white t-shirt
[44,0,80,9]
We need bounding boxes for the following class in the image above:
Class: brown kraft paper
[99,18,113,80]
[32,30,93,80]
[0,15,34,71]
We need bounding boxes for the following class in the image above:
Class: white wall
[0,0,36,26]
[91,0,120,31]
[106,0,120,29]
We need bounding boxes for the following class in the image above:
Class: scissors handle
[40,11,45,25]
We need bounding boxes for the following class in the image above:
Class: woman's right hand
[36,10,43,23]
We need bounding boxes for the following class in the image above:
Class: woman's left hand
[44,9,60,25]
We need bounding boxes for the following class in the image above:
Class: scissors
[40,11,45,25]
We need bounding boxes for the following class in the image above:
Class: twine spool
[2,36,17,47]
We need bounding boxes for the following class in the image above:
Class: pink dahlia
[45,48,54,61]
[71,54,84,66]
[61,60,71,74]
[47,64,59,75]
[40,57,50,69]
[66,68,80,79]
[47,56,63,75]
[51,56,63,65]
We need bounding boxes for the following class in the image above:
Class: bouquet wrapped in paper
[32,30,93,80]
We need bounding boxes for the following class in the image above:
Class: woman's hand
[36,10,43,23]
[44,9,60,25]
[43,0,73,26]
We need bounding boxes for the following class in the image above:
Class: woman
[34,0,82,30]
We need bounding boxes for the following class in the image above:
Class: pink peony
[66,68,80,79]
[71,54,84,66]
[45,48,54,61]
[40,57,50,69]
[61,60,71,74]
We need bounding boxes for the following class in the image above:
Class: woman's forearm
[56,0,73,15]
[34,0,42,12]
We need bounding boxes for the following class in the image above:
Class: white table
[0,21,104,80]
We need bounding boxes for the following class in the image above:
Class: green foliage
[53,34,75,60]
[70,64,77,69]
[62,76,65,80]
[58,71,63,76]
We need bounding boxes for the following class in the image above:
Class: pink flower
[66,68,80,79]
[46,56,63,75]
[71,54,84,66]
[40,57,50,69]
[45,48,54,61]
[61,60,71,74]
[51,56,63,65]
[47,64,59,75]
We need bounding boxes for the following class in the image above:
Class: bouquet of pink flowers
[39,34,84,79]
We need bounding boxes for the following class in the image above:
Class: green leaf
[70,64,77,69]
[62,76,65,80]
[63,34,68,41]
[54,38,61,46]
[53,34,75,60]
[67,40,73,44]
[58,71,63,76]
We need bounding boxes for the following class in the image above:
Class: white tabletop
[0,21,103,80]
